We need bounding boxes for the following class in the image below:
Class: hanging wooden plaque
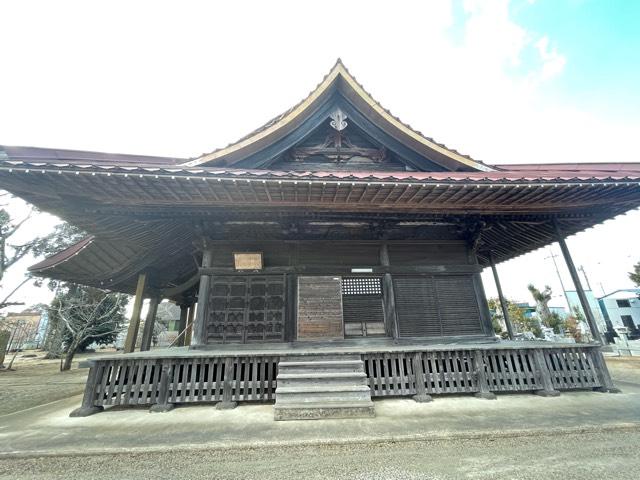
[233,252,263,270]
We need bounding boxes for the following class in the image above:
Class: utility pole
[578,265,593,292]
[545,249,571,310]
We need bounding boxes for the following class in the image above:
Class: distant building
[1,310,43,350]
[565,290,608,333]
[598,289,640,338]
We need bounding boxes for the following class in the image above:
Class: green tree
[488,297,542,338]
[546,312,564,334]
[629,262,640,287]
[48,284,127,370]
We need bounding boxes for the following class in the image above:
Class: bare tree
[0,191,85,309]
[52,291,126,370]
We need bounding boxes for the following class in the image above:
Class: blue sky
[513,0,640,117]
[0,0,638,310]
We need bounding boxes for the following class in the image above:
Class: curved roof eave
[180,60,494,172]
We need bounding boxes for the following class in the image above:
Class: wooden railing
[72,344,614,416]
[362,346,608,397]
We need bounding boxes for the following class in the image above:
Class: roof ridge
[180,61,493,171]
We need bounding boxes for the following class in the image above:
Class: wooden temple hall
[2,61,640,420]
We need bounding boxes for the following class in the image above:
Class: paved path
[1,430,639,479]
[1,373,639,456]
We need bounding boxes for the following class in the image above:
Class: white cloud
[0,0,638,311]
[535,35,567,81]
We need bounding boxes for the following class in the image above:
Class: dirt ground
[1,430,639,480]
[0,349,116,415]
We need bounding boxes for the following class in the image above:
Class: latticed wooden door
[341,277,386,337]
[207,275,286,343]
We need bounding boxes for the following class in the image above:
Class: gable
[182,60,494,173]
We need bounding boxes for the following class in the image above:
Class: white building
[598,289,640,337]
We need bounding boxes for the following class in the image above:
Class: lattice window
[342,277,382,295]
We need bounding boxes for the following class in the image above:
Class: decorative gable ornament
[329,108,348,132]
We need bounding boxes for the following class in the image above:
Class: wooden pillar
[489,253,515,340]
[533,348,560,396]
[192,249,213,347]
[123,273,147,353]
[216,357,237,409]
[590,347,621,393]
[472,350,496,399]
[184,304,195,346]
[412,352,432,402]
[140,297,160,352]
[69,364,104,417]
[553,220,604,344]
[380,243,399,339]
[176,304,189,347]
[150,360,175,412]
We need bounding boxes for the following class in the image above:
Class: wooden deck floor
[83,337,598,364]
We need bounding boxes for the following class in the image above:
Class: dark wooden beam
[489,252,514,340]
[199,264,482,276]
[553,219,604,344]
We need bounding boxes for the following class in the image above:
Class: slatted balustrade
[83,355,279,408]
[362,345,604,397]
[75,344,609,414]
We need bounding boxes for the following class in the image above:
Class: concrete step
[277,375,368,389]
[284,354,361,363]
[276,392,372,404]
[277,384,371,394]
[274,401,375,421]
[274,354,374,421]
[277,371,366,380]
[278,360,364,374]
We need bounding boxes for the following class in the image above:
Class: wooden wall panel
[388,242,470,266]
[393,277,441,337]
[435,276,483,336]
[297,276,344,339]
[297,243,380,266]
[393,275,483,338]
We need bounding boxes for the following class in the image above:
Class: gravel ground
[1,429,638,480]
[0,350,114,415]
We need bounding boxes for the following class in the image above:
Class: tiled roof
[3,159,639,183]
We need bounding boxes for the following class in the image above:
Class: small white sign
[351,268,373,273]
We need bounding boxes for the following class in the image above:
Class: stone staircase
[274,354,375,420]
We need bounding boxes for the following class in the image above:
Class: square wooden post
[150,360,175,412]
[192,249,213,347]
[412,352,432,402]
[140,297,160,352]
[489,253,515,340]
[473,350,496,399]
[123,273,147,353]
[216,357,237,409]
[70,364,104,417]
[533,348,561,397]
[553,219,604,344]
[591,348,621,393]
[176,304,189,347]
[380,243,399,339]
[184,304,195,346]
